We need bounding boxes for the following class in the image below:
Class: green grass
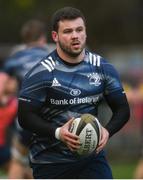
[0,169,7,178]
[111,162,137,179]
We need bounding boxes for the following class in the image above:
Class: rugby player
[18,7,130,179]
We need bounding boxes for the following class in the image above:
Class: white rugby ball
[70,113,101,156]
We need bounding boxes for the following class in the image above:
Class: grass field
[0,169,7,179]
[111,162,137,179]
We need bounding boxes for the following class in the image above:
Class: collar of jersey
[55,50,84,66]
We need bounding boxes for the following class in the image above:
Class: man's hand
[96,126,109,154]
[59,118,81,151]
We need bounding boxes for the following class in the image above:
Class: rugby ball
[70,113,102,156]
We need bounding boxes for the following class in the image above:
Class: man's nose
[71,31,78,38]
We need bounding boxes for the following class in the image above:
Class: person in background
[0,76,17,171]
[18,7,130,179]
[0,19,49,178]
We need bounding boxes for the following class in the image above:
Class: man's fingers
[66,132,79,139]
[60,117,82,151]
[64,134,80,144]
[64,118,74,127]
[66,141,80,150]
[96,144,104,153]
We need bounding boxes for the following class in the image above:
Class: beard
[58,40,86,58]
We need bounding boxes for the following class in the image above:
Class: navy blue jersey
[19,49,124,164]
[3,46,49,84]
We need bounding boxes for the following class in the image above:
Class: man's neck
[56,47,85,64]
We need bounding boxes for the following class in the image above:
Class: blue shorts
[30,150,113,179]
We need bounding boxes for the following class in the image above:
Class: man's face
[52,17,87,57]
[0,78,17,106]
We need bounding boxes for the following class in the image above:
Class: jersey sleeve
[101,59,124,95]
[19,63,52,107]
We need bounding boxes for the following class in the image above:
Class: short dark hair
[21,20,46,43]
[51,7,86,32]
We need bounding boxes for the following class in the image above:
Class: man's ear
[52,31,58,42]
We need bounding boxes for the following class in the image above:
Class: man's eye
[77,28,83,32]
[64,30,72,33]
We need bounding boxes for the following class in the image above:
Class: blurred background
[0,0,143,178]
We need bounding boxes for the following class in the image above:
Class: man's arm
[18,100,80,150]
[18,100,56,138]
[96,90,130,153]
[105,90,130,137]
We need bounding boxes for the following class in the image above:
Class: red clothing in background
[0,97,18,145]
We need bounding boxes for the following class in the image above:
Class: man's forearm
[18,100,56,138]
[105,91,130,137]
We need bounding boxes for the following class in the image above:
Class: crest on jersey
[70,89,81,96]
[87,73,101,86]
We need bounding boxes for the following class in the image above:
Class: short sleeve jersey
[19,49,124,164]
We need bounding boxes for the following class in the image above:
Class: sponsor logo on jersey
[50,95,100,105]
[87,73,101,86]
[70,89,81,96]
[51,78,61,87]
